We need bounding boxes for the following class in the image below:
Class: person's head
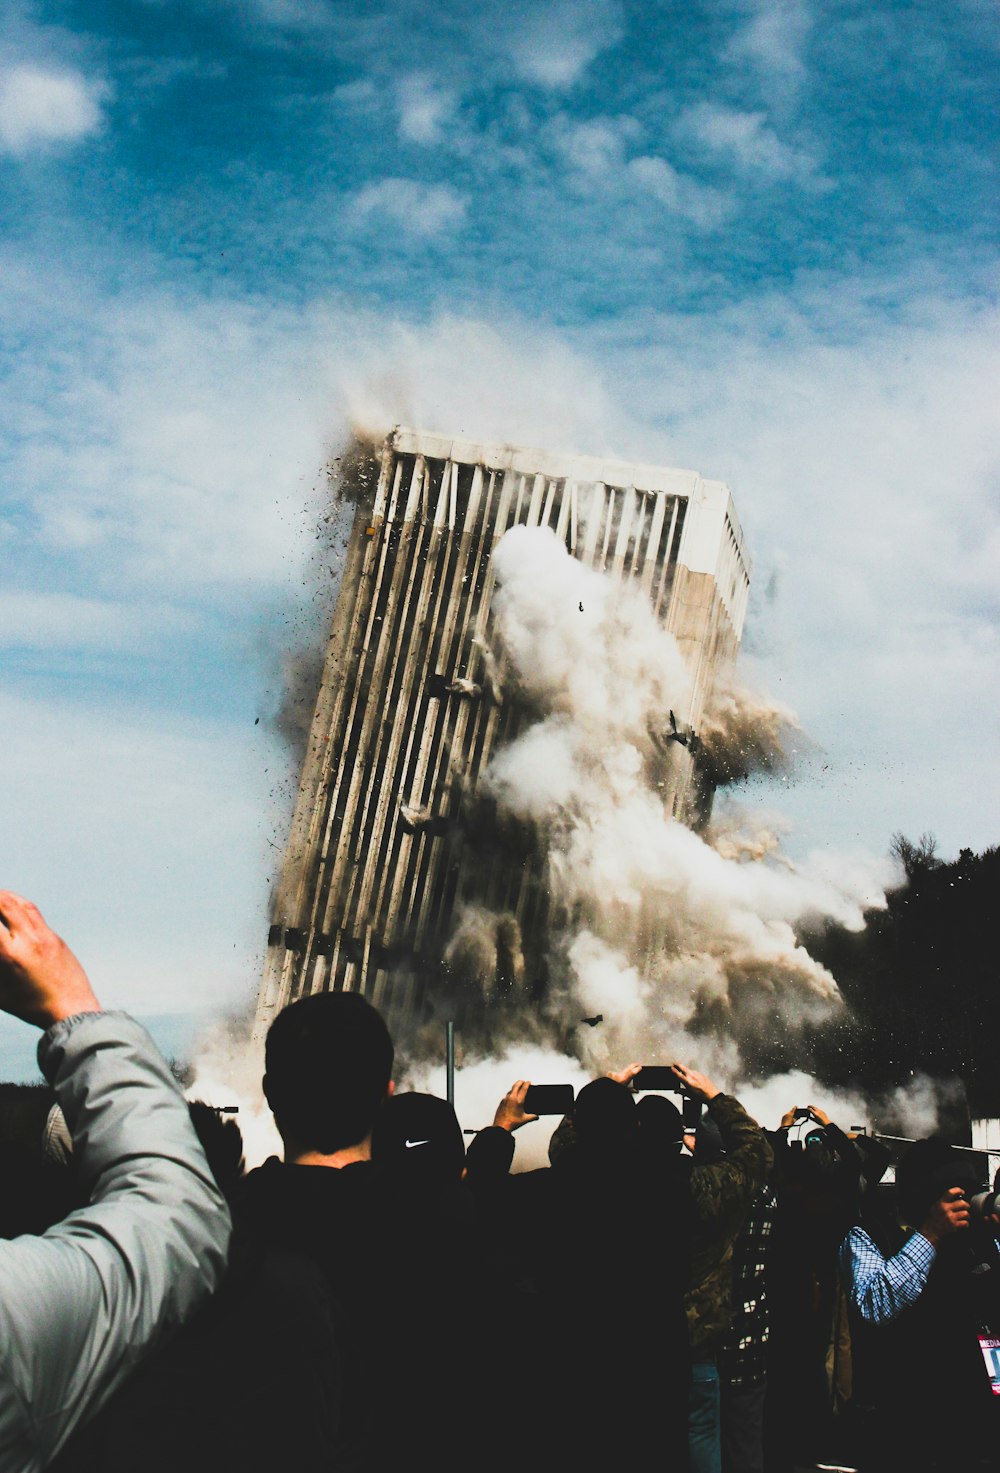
[636,1094,683,1156]
[264,992,394,1157]
[371,1092,465,1185]
[896,1136,979,1226]
[573,1078,638,1159]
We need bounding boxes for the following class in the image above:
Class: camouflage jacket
[686,1093,773,1355]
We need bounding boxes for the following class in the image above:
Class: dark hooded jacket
[467,1080,694,1468]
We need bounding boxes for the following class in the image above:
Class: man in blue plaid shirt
[838,1136,1000,1470]
[839,1176,970,1323]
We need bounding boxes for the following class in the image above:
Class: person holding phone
[468,1060,772,1473]
[466,1072,693,1468]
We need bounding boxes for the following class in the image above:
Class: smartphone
[523,1084,575,1115]
[632,1066,682,1093]
[682,1097,703,1131]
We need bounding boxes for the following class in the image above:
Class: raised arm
[673,1064,773,1236]
[840,1189,969,1325]
[0,893,232,1469]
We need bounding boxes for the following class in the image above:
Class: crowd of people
[1,890,999,1472]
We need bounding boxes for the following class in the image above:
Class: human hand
[779,1107,799,1130]
[0,893,101,1029]
[671,1063,721,1102]
[493,1080,539,1132]
[919,1187,971,1246]
[808,1106,832,1127]
[606,1062,643,1087]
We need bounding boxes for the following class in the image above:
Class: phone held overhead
[522,1084,576,1115]
[631,1066,684,1093]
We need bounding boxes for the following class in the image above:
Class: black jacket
[467,1127,693,1469]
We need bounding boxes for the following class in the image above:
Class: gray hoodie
[0,1012,232,1471]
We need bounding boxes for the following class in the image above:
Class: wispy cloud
[229,0,336,33]
[1,688,269,1016]
[0,262,334,596]
[396,73,456,146]
[549,112,640,177]
[678,102,822,184]
[346,176,467,239]
[0,64,107,154]
[626,155,733,228]
[725,0,813,96]
[0,591,197,652]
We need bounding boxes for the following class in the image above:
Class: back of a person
[236,1149,503,1473]
[506,1085,693,1468]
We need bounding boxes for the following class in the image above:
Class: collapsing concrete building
[255,427,751,1036]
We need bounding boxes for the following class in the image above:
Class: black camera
[968,1188,999,1224]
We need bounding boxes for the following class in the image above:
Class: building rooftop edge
[389,425,730,502]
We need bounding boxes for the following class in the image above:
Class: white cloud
[678,102,821,183]
[0,265,340,597]
[338,312,622,453]
[0,688,274,1016]
[0,64,106,154]
[550,113,640,177]
[726,0,813,95]
[235,0,334,31]
[504,0,623,88]
[626,155,733,228]
[0,591,196,651]
[396,74,456,146]
[332,77,378,110]
[346,177,467,239]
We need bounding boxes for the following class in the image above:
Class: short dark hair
[264,992,394,1154]
[573,1077,638,1154]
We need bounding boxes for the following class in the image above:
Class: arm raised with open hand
[0,895,231,1471]
[0,892,101,1028]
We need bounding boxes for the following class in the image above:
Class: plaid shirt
[838,1224,936,1325]
[718,1184,778,1389]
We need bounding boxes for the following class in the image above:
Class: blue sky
[1,0,998,1054]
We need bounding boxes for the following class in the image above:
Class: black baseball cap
[371,1092,465,1184]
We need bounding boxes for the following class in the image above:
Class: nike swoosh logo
[405,1139,430,1148]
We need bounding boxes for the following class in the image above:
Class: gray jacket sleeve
[0,1012,232,1470]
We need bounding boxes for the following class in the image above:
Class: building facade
[255,428,751,1036]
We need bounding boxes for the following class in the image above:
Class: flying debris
[667,710,688,746]
[580,1014,604,1028]
[399,802,451,836]
[654,709,701,753]
[445,677,483,698]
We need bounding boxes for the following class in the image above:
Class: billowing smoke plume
[477,524,890,1079]
[696,679,802,788]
